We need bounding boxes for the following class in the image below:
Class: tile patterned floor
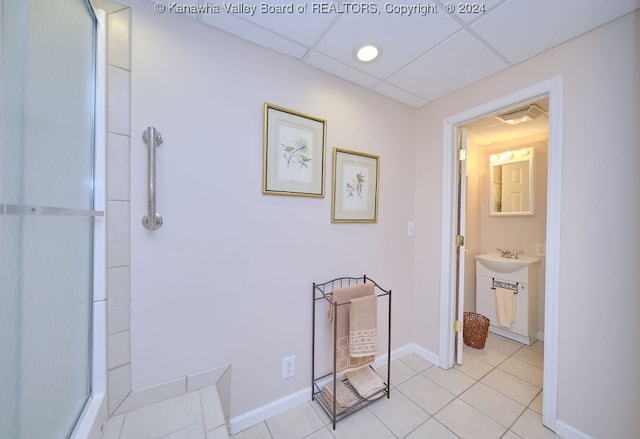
[232,333,560,439]
[101,333,560,438]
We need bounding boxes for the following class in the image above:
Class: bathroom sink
[475,253,540,273]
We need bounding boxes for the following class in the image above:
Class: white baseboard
[555,419,594,439]
[229,387,310,435]
[229,343,438,435]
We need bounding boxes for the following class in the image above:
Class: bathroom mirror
[489,147,534,215]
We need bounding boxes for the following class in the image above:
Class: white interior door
[501,161,529,212]
[455,128,467,364]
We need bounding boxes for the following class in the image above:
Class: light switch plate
[408,221,415,236]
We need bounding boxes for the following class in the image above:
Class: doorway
[438,77,563,432]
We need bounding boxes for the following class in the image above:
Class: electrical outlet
[536,243,546,256]
[282,355,295,379]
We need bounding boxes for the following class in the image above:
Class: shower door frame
[70,6,107,438]
[0,1,107,437]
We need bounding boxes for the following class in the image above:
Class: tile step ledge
[99,364,231,439]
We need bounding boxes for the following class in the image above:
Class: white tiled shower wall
[86,3,230,437]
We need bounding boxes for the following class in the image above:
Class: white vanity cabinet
[475,255,539,345]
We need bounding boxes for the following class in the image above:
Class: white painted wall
[414,10,640,438]
[120,0,639,435]
[125,0,416,417]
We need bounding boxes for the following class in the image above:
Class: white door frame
[438,76,563,431]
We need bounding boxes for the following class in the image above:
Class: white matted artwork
[263,103,326,197]
[332,148,379,223]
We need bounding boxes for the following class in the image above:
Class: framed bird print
[332,147,379,223]
[262,103,326,197]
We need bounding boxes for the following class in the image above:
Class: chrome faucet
[496,248,523,259]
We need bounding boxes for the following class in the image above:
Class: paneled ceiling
[173,0,639,108]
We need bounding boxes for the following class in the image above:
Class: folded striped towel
[346,366,386,399]
[321,380,359,413]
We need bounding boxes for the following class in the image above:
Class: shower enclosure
[0,0,100,437]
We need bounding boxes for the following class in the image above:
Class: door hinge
[457,149,466,161]
[454,320,463,332]
[456,235,465,247]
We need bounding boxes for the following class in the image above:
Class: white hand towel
[495,287,516,327]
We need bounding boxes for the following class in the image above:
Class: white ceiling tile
[387,30,509,101]
[200,13,308,59]
[449,0,504,24]
[241,6,339,47]
[303,51,381,89]
[373,82,429,108]
[471,0,640,64]
[154,0,639,108]
[314,8,461,78]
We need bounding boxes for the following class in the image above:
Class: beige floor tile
[481,369,540,406]
[529,391,543,414]
[455,355,495,380]
[422,365,476,395]
[303,427,334,439]
[199,386,226,432]
[498,357,543,387]
[396,374,456,415]
[102,414,124,439]
[528,339,545,353]
[375,358,419,387]
[405,418,458,439]
[119,393,203,439]
[398,352,435,373]
[484,334,523,356]
[106,335,556,439]
[230,422,271,439]
[328,408,395,439]
[266,402,324,439]
[511,409,562,438]
[435,399,506,439]
[513,347,544,368]
[207,425,230,439]
[308,398,333,426]
[460,382,526,427]
[160,423,206,439]
[462,344,509,367]
[367,390,429,438]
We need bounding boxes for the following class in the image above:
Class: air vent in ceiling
[495,103,547,125]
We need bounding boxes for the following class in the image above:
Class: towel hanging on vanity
[496,287,516,327]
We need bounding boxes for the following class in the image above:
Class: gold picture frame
[332,148,379,223]
[263,103,326,197]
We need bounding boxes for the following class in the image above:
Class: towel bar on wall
[142,126,163,230]
[491,278,519,293]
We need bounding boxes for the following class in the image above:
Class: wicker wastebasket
[463,312,490,349]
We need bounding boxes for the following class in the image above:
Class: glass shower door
[0,0,99,437]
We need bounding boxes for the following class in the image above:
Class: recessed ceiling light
[354,44,380,63]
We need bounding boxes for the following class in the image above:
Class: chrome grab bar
[142,126,163,230]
